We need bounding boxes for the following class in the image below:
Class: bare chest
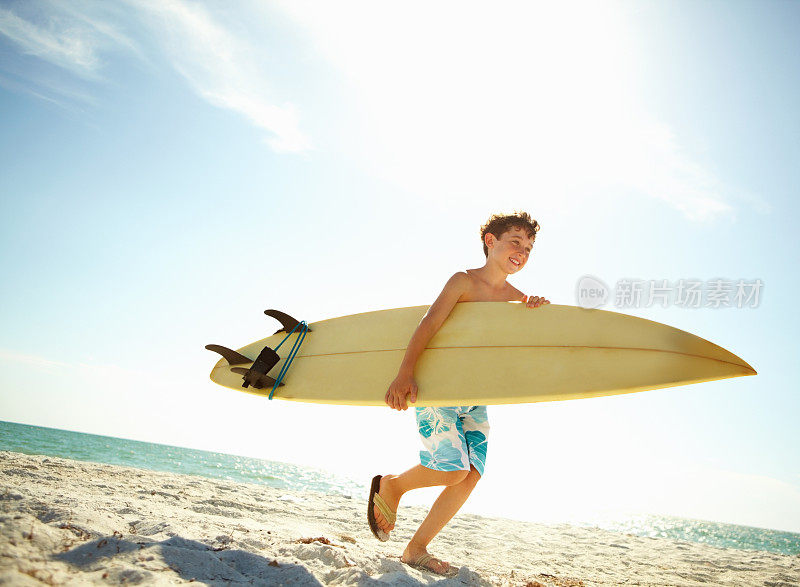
[460,279,523,303]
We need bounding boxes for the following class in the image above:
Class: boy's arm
[385,272,470,411]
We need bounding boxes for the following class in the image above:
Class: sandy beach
[1,451,797,586]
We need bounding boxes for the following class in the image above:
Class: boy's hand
[385,373,418,411]
[525,295,550,308]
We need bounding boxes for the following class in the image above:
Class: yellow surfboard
[206,303,755,406]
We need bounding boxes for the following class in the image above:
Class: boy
[367,211,549,576]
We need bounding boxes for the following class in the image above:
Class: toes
[373,508,393,532]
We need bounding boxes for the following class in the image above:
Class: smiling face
[485,226,534,274]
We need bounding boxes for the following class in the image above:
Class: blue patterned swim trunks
[415,406,489,476]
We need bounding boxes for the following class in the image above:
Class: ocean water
[0,420,363,498]
[2,420,798,556]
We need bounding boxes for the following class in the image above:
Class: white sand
[1,451,797,586]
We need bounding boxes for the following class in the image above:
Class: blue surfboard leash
[269,320,308,400]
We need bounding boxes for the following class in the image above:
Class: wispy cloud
[606,120,735,222]
[0,0,309,153]
[0,348,132,380]
[0,68,98,110]
[0,348,178,387]
[57,2,141,59]
[0,0,140,111]
[275,1,759,221]
[133,0,309,153]
[0,348,71,370]
[0,71,66,109]
[0,5,106,77]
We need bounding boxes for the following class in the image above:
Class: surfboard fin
[231,367,284,390]
[205,344,252,366]
[264,309,313,334]
[233,345,284,389]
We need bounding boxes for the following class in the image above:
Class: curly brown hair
[480,211,540,257]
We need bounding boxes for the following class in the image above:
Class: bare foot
[401,544,453,576]
[373,475,401,533]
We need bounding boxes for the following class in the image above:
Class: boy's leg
[403,465,481,564]
[373,465,469,533]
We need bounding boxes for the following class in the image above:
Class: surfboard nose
[732,354,757,376]
[694,337,756,376]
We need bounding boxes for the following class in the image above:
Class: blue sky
[1,0,799,532]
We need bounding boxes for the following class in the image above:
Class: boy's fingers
[525,296,551,309]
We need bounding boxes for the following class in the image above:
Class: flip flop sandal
[367,475,395,542]
[402,553,458,577]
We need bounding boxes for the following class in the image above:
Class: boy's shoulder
[438,271,472,296]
